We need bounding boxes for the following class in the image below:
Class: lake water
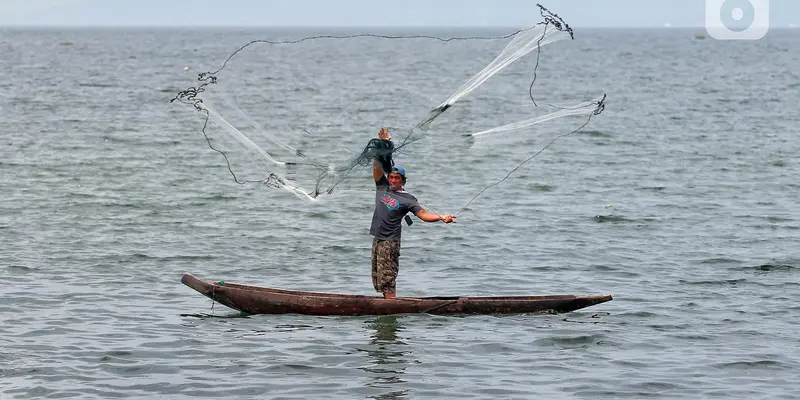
[1,24,799,399]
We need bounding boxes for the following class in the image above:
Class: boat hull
[181,274,612,316]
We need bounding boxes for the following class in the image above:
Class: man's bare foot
[383,293,396,299]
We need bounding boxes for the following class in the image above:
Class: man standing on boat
[370,127,456,299]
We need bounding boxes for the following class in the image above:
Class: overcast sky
[0,0,797,28]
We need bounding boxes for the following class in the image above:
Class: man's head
[388,165,406,191]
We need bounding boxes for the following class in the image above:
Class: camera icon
[705,0,770,40]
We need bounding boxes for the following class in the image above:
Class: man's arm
[373,159,385,182]
[373,127,391,182]
[415,209,456,223]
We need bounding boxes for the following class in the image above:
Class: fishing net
[171,4,606,210]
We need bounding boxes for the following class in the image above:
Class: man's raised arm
[373,159,385,183]
[373,127,392,183]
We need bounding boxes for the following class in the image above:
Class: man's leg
[377,240,400,299]
[371,237,381,293]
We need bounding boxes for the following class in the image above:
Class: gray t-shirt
[370,176,423,240]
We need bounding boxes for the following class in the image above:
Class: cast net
[171,3,606,211]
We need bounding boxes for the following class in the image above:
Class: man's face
[387,172,404,191]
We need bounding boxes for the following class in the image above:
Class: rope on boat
[420,299,461,314]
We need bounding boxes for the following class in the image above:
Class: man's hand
[378,127,391,140]
[441,214,456,224]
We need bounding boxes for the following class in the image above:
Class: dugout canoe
[181,274,612,316]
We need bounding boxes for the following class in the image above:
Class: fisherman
[370,127,456,299]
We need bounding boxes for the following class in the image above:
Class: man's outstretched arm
[415,209,456,223]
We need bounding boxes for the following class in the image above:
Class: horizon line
[5,24,791,29]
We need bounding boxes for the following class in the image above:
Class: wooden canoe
[181,274,612,316]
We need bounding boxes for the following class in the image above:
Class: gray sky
[0,0,797,28]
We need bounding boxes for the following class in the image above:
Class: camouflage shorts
[371,238,400,294]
